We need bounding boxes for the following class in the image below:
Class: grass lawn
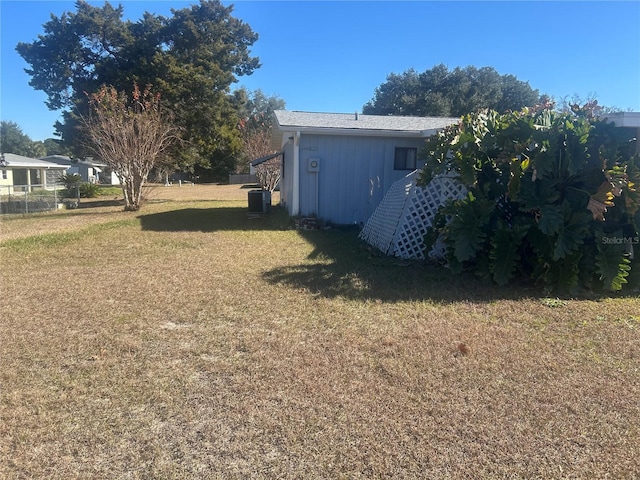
[1,184,639,479]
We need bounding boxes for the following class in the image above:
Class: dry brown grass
[0,184,278,242]
[1,184,639,479]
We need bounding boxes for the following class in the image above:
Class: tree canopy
[234,88,286,124]
[232,88,285,172]
[16,0,260,179]
[1,121,71,157]
[363,64,542,117]
[0,121,46,157]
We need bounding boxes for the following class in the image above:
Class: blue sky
[1,0,639,142]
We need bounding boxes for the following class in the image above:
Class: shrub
[420,104,640,294]
[59,174,101,198]
[60,173,81,199]
[79,182,100,198]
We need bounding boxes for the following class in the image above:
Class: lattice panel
[393,175,466,259]
[360,172,466,260]
[358,171,415,255]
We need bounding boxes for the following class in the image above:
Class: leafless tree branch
[80,84,179,211]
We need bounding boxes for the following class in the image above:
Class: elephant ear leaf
[541,256,581,295]
[538,204,565,237]
[596,236,631,291]
[456,151,477,185]
[518,177,563,234]
[490,225,529,286]
[447,194,492,262]
[625,257,640,293]
[553,203,591,260]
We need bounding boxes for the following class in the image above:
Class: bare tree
[254,156,281,193]
[81,84,178,211]
[238,111,281,191]
[238,114,273,167]
[557,94,621,117]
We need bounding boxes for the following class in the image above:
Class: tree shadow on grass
[77,198,124,208]
[261,228,545,304]
[138,206,291,232]
[138,206,627,303]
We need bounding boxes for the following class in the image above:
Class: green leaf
[456,151,477,185]
[447,194,492,262]
[508,157,523,200]
[538,205,565,236]
[417,166,435,187]
[596,234,632,291]
[552,203,591,260]
[489,225,529,285]
[518,175,563,234]
[423,209,447,255]
[530,135,559,179]
[625,257,640,292]
[577,242,598,291]
[474,253,492,281]
[540,254,581,295]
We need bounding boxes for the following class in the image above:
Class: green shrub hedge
[420,104,640,294]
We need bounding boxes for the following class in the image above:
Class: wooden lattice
[359,171,466,260]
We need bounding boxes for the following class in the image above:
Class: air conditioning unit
[247,190,271,213]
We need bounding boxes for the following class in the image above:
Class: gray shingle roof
[0,153,68,169]
[274,110,459,136]
[40,155,107,168]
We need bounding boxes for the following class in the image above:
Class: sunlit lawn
[1,184,639,479]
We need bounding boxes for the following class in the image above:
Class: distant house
[604,112,640,153]
[0,153,68,194]
[272,110,459,225]
[41,155,120,185]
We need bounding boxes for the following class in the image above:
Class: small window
[394,147,417,170]
[0,169,7,180]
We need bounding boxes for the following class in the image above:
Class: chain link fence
[0,184,68,214]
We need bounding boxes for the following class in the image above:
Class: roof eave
[4,164,68,169]
[277,126,429,138]
[250,150,284,167]
[603,112,640,128]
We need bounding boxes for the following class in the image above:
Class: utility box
[308,158,320,172]
[248,190,271,213]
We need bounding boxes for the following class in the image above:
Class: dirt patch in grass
[1,196,638,479]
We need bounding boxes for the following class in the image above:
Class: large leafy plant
[420,104,640,293]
